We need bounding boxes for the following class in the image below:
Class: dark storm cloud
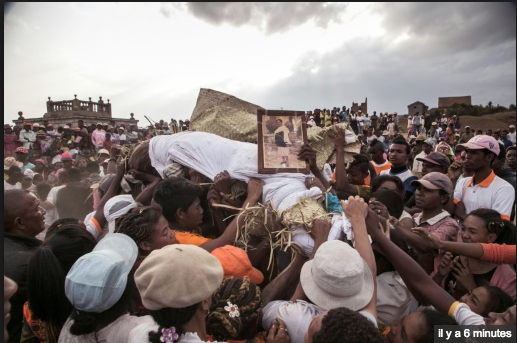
[251,26,515,115]
[183,2,348,34]
[374,2,516,53]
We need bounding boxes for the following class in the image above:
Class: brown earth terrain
[399,111,516,133]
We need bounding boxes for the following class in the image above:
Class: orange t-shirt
[371,160,392,176]
[174,230,212,246]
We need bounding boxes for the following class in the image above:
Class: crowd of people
[3,109,516,343]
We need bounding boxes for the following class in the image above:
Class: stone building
[407,101,429,117]
[351,98,368,114]
[438,96,472,108]
[12,94,138,128]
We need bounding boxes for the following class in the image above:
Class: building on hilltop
[351,97,368,114]
[12,94,138,128]
[407,101,429,117]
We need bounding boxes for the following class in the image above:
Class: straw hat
[4,157,23,170]
[300,240,373,311]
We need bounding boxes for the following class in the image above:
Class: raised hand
[412,227,441,250]
[309,218,331,241]
[189,168,207,185]
[305,176,326,193]
[333,127,347,150]
[450,256,476,293]
[368,199,390,220]
[447,160,463,180]
[246,178,264,203]
[297,144,317,170]
[213,170,233,195]
[341,195,368,220]
[437,251,453,277]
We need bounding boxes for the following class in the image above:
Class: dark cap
[411,171,453,195]
[416,152,451,169]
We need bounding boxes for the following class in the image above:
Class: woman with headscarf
[435,141,455,165]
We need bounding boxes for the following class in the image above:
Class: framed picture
[257,109,310,174]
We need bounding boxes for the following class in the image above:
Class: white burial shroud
[149,131,348,255]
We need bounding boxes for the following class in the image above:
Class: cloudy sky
[4,2,516,126]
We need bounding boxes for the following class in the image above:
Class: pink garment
[4,134,18,155]
[490,264,516,299]
[91,129,106,148]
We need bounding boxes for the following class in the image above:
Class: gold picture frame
[257,109,309,174]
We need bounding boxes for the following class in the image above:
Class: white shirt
[262,300,325,343]
[46,185,66,206]
[129,322,226,343]
[376,271,414,326]
[449,301,485,326]
[59,314,155,343]
[374,135,385,143]
[454,171,515,221]
[508,131,516,144]
[4,181,21,190]
[19,130,37,149]
[44,185,66,225]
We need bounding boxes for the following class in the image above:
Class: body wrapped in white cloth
[148,132,349,255]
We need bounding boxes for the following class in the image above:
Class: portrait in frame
[257,109,309,174]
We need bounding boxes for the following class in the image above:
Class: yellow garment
[324,111,332,127]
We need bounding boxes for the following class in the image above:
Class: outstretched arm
[93,160,125,228]
[130,170,162,206]
[413,228,517,265]
[366,210,456,314]
[342,196,377,319]
[298,144,334,195]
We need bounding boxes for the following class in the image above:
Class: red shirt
[103,140,113,151]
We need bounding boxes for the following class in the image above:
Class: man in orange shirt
[368,139,391,176]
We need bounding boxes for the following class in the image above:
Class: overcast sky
[4,2,516,126]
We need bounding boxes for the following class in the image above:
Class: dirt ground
[399,111,516,133]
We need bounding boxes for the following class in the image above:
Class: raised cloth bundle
[188,88,360,168]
